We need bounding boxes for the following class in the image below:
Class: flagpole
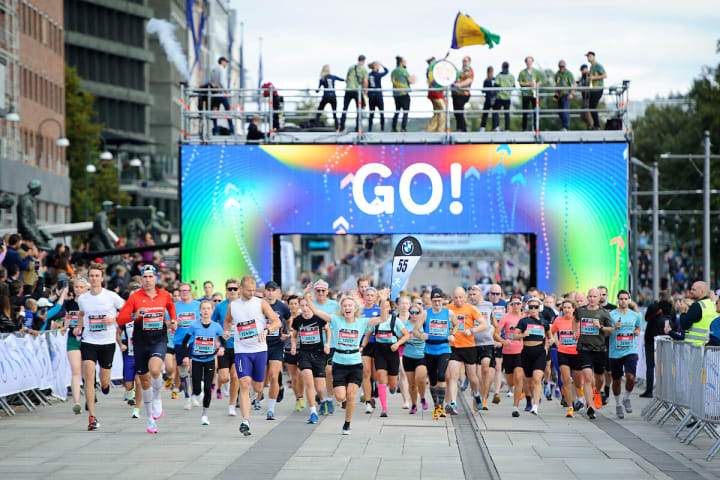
[239,22,245,134]
[257,36,263,127]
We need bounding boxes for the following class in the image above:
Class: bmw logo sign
[402,240,414,255]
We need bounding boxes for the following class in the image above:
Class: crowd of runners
[66,265,650,435]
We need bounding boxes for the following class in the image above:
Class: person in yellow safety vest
[677,281,715,345]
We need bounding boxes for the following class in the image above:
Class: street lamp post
[37,118,70,170]
[85,136,112,221]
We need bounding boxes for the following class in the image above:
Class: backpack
[375,313,397,338]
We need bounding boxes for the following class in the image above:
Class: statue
[0,193,15,210]
[125,218,147,248]
[149,210,173,244]
[17,180,53,252]
[89,201,116,251]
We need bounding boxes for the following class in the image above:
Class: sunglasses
[179,289,191,293]
[409,310,421,315]
[489,292,501,296]
[510,301,522,305]
[227,287,239,291]
[213,299,222,303]
[527,305,540,310]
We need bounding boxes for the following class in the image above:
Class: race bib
[559,330,576,346]
[177,312,195,328]
[142,309,164,330]
[616,334,633,349]
[338,328,359,348]
[493,307,505,321]
[480,313,490,327]
[376,330,393,340]
[580,318,599,335]
[67,311,79,327]
[456,315,465,331]
[236,319,258,339]
[429,320,448,336]
[87,315,107,332]
[299,326,320,345]
[194,335,215,354]
[527,323,545,337]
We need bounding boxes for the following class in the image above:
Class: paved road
[1,381,718,479]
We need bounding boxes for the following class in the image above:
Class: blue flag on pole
[390,236,423,300]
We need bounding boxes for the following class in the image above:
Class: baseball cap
[358,54,366,61]
[37,298,54,308]
[140,265,156,275]
[526,297,544,311]
[218,56,229,63]
[314,279,329,290]
[585,51,595,56]
[265,280,280,290]
[426,56,436,64]
[431,288,443,299]
[469,285,482,291]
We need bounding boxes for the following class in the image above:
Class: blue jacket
[1,246,31,271]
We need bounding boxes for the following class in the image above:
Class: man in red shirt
[118,265,176,434]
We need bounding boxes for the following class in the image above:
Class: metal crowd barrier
[642,338,720,461]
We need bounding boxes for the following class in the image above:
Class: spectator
[0,295,18,333]
[391,56,414,132]
[578,64,594,129]
[518,56,541,131]
[339,54,368,132]
[479,66,497,132]
[554,60,574,131]
[585,51,606,130]
[247,115,265,142]
[708,299,720,346]
[315,65,344,130]
[425,56,445,133]
[451,56,474,132]
[0,266,8,298]
[209,56,234,135]
[1,234,31,272]
[678,281,715,345]
[0,236,6,265]
[493,61,514,131]
[367,61,389,132]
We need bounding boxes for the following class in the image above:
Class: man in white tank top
[224,275,281,436]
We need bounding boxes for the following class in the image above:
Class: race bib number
[236,320,258,339]
[456,315,465,331]
[338,328,359,348]
[177,312,195,328]
[376,330,393,340]
[299,326,321,345]
[429,320,448,336]
[493,307,505,321]
[580,318,599,335]
[87,315,107,332]
[616,334,633,349]
[559,330,576,346]
[67,311,79,327]
[527,323,545,337]
[480,313,490,327]
[508,330,514,340]
[194,336,215,354]
[143,312,164,330]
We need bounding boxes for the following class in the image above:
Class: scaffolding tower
[0,0,20,160]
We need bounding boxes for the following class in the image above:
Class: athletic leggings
[192,359,215,408]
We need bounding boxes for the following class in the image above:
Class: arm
[179,332,191,364]
[323,324,331,355]
[367,288,391,328]
[261,300,282,340]
[380,67,389,77]
[492,320,506,344]
[392,327,410,351]
[470,310,487,334]
[412,311,427,340]
[117,295,136,326]
[74,311,84,337]
[165,296,177,329]
[448,310,458,343]
[116,328,127,352]
[224,304,233,334]
[679,303,702,331]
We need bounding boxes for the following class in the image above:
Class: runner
[117,265,177,434]
[493,294,525,417]
[263,281,291,420]
[446,287,485,414]
[74,262,125,430]
[364,293,410,417]
[470,286,496,411]
[63,277,89,414]
[304,287,388,434]
[164,323,178,398]
[574,288,613,419]
[212,278,241,416]
[224,275,281,436]
[402,299,429,414]
[608,289,642,419]
[412,288,458,420]
[311,279,339,414]
[487,284,507,404]
[514,297,552,415]
[117,288,142,419]
[291,291,332,424]
[551,298,583,417]
[284,295,305,411]
[361,286,381,414]
[394,295,412,410]
[180,300,227,425]
[174,282,201,410]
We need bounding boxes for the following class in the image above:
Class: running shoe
[543,382,551,400]
[530,405,538,416]
[593,389,602,409]
[623,398,633,414]
[380,411,388,418]
[577,386,584,397]
[601,391,608,406]
[184,398,192,411]
[390,387,397,394]
[152,398,163,420]
[164,378,172,389]
[524,401,533,412]
[365,402,373,414]
[492,393,501,404]
[299,398,306,408]
[127,398,136,406]
[444,403,456,415]
[566,407,574,418]
[512,407,520,418]
[460,377,469,392]
[327,400,335,415]
[228,405,236,417]
[587,406,596,420]
[438,406,447,418]
[473,395,482,411]
[432,406,440,420]
[277,386,285,403]
[252,399,262,410]
[192,395,201,407]
[370,398,376,409]
[294,399,302,411]
[88,416,99,431]
[481,399,489,411]
[342,425,351,435]
[307,412,318,424]
[560,397,567,408]
[506,390,513,398]
[132,408,140,418]
[573,400,584,411]
[266,411,275,421]
[201,416,209,425]
[239,420,251,436]
[124,390,134,402]
[616,405,624,419]
[171,391,178,400]
[319,400,328,416]
[72,403,81,415]
[421,398,429,410]
[555,386,562,398]
[146,417,158,434]
[410,405,417,414]
[216,389,224,400]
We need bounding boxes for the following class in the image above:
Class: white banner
[48,331,72,400]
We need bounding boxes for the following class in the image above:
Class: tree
[65,66,129,223]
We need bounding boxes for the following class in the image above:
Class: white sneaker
[146,417,158,434]
[228,405,236,417]
[365,402,373,414]
[506,390,513,398]
[531,405,539,416]
[152,398,163,419]
[201,415,209,425]
[192,395,201,407]
[184,398,192,411]
[222,383,230,397]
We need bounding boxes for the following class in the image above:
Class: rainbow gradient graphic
[181,143,628,297]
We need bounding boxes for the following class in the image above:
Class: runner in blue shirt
[173,283,201,410]
[608,290,642,419]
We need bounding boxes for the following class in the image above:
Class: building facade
[0,0,69,229]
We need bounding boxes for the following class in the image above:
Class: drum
[429,59,458,87]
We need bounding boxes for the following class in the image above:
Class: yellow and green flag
[450,12,500,49]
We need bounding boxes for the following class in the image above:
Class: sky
[228,0,719,101]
